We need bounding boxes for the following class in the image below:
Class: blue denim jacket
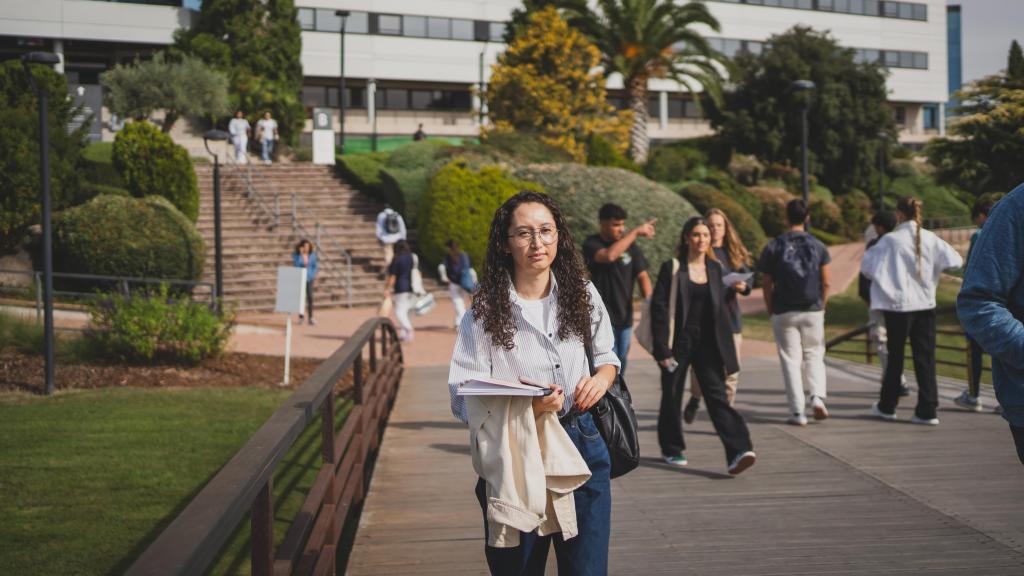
[957,182,1024,427]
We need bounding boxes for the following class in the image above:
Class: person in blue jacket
[957,182,1024,464]
[293,239,319,325]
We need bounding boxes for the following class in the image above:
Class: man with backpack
[376,205,407,267]
[757,199,833,426]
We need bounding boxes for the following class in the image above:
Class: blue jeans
[261,138,274,162]
[475,411,611,576]
[611,325,632,376]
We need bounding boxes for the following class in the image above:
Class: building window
[922,104,938,130]
[299,9,314,30]
[647,96,661,118]
[378,14,402,35]
[428,17,451,39]
[404,15,426,37]
[489,22,507,41]
[894,106,906,126]
[346,12,369,33]
[452,19,474,40]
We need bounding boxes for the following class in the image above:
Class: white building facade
[0,0,948,147]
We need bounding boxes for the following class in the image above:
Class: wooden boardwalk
[346,353,1024,575]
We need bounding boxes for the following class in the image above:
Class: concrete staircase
[194,163,393,313]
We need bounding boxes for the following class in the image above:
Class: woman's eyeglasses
[509,227,558,247]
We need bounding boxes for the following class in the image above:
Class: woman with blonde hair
[861,196,962,425]
[683,208,753,424]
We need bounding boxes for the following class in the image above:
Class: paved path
[346,355,1024,575]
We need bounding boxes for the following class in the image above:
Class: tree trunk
[161,111,179,134]
[627,75,650,163]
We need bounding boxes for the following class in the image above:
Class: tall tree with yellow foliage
[485,6,630,162]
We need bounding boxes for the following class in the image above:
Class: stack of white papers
[457,377,552,397]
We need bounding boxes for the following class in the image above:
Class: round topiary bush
[379,140,453,223]
[678,182,769,256]
[112,121,199,222]
[514,164,698,284]
[54,194,205,282]
[748,186,796,237]
[644,145,709,183]
[418,160,541,270]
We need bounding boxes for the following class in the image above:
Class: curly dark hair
[471,191,593,350]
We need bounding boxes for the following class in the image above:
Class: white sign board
[275,266,307,314]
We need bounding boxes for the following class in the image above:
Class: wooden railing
[126,318,403,576]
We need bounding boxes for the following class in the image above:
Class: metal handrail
[125,317,404,576]
[290,191,355,308]
[233,163,281,229]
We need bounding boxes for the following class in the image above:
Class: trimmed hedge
[514,164,698,284]
[645,145,708,183]
[888,173,971,227]
[748,186,795,237]
[379,140,452,223]
[482,132,574,164]
[418,161,541,270]
[587,135,641,173]
[112,121,199,222]
[337,151,389,202]
[54,195,205,282]
[703,169,764,221]
[837,189,872,239]
[678,182,769,256]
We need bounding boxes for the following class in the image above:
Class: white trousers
[448,283,468,327]
[771,310,827,415]
[233,135,248,164]
[394,292,414,339]
[382,242,395,267]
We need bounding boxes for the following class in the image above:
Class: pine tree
[1008,40,1024,83]
[173,0,304,144]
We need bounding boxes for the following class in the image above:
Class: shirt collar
[507,270,558,308]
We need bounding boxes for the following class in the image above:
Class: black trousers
[300,281,314,320]
[967,336,984,397]
[657,341,752,464]
[1011,425,1024,466]
[880,309,938,419]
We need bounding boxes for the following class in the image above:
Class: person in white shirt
[375,206,407,266]
[448,190,619,575]
[227,110,250,164]
[256,111,278,165]
[861,196,963,425]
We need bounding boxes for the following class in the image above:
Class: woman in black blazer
[650,216,756,475]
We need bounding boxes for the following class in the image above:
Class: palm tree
[559,0,729,162]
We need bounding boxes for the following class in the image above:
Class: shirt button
[555,364,561,369]
[548,333,553,338]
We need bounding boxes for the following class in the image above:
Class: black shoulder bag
[583,332,640,479]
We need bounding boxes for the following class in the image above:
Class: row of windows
[297,9,506,42]
[713,0,927,21]
[607,95,703,119]
[302,85,473,112]
[704,36,928,70]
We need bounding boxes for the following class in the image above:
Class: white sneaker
[728,451,756,476]
[953,390,983,412]
[298,316,305,325]
[870,402,897,421]
[811,396,829,421]
[308,318,317,326]
[910,415,939,426]
[787,413,808,426]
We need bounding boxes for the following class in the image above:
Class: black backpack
[384,211,401,234]
[775,233,823,308]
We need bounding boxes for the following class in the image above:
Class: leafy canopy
[100,53,229,133]
[710,26,894,195]
[486,6,630,162]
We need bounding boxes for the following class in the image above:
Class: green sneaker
[663,454,688,466]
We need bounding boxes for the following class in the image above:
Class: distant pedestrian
[376,205,407,267]
[413,123,427,141]
[582,203,655,375]
[385,240,415,342]
[683,208,753,423]
[862,196,963,426]
[858,211,909,396]
[957,183,1024,463]
[650,216,756,474]
[293,239,318,326]
[439,239,473,328]
[256,111,279,165]
[227,110,250,164]
[758,199,832,426]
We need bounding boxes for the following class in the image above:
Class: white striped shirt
[448,276,620,423]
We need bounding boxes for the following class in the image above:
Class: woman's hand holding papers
[531,383,564,416]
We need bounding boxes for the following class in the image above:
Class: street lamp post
[877,131,890,213]
[336,10,350,156]
[791,79,816,228]
[478,40,489,126]
[203,129,230,311]
[22,51,61,396]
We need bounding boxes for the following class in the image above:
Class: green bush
[379,140,453,222]
[54,195,205,282]
[809,198,843,236]
[514,164,699,284]
[72,182,131,206]
[418,161,541,270]
[727,154,764,186]
[337,151,390,202]
[888,173,971,227]
[810,227,846,246]
[81,142,124,189]
[482,132,574,164]
[644,145,709,183]
[587,136,641,173]
[887,158,921,179]
[749,185,795,237]
[677,182,769,256]
[837,189,872,239]
[85,284,233,365]
[112,121,199,221]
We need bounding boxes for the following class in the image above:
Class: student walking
[256,111,278,165]
[448,191,620,574]
[582,203,655,375]
[292,239,319,325]
[955,196,1000,412]
[376,205,407,267]
[757,199,832,426]
[227,110,250,164]
[957,183,1024,464]
[384,240,416,342]
[862,197,963,426]
[858,211,909,395]
[440,239,473,328]
[683,208,752,423]
[650,216,756,474]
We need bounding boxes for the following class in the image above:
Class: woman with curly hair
[448,190,619,575]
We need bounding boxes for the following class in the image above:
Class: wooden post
[369,330,377,373]
[322,390,336,465]
[252,479,274,576]
[353,354,364,405]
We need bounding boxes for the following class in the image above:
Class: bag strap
[583,328,596,377]
[668,258,680,346]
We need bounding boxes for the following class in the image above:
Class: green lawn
[743,277,990,386]
[0,386,349,575]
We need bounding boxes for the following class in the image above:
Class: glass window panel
[747,0,764,5]
[863,0,879,16]
[346,87,365,108]
[647,96,661,117]
[707,37,724,53]
[863,49,880,64]
[763,0,781,7]
[797,0,813,8]
[834,0,850,13]
[452,19,474,40]
[326,87,338,108]
[668,98,684,118]
[914,52,928,69]
[607,95,626,110]
[899,51,913,68]
[302,86,326,108]
[746,41,764,55]
[913,3,926,20]
[379,14,402,35]
[387,89,408,109]
[410,90,432,110]
[894,106,906,124]
[347,12,369,34]
[923,105,937,129]
[850,0,865,14]
[489,22,506,41]
[723,39,742,58]
[819,0,835,11]
[884,51,900,67]
[428,17,451,39]
[316,9,341,33]
[899,2,913,19]
[883,2,899,17]
[451,91,472,110]
[298,8,315,30]
[684,100,700,118]
[404,16,426,37]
